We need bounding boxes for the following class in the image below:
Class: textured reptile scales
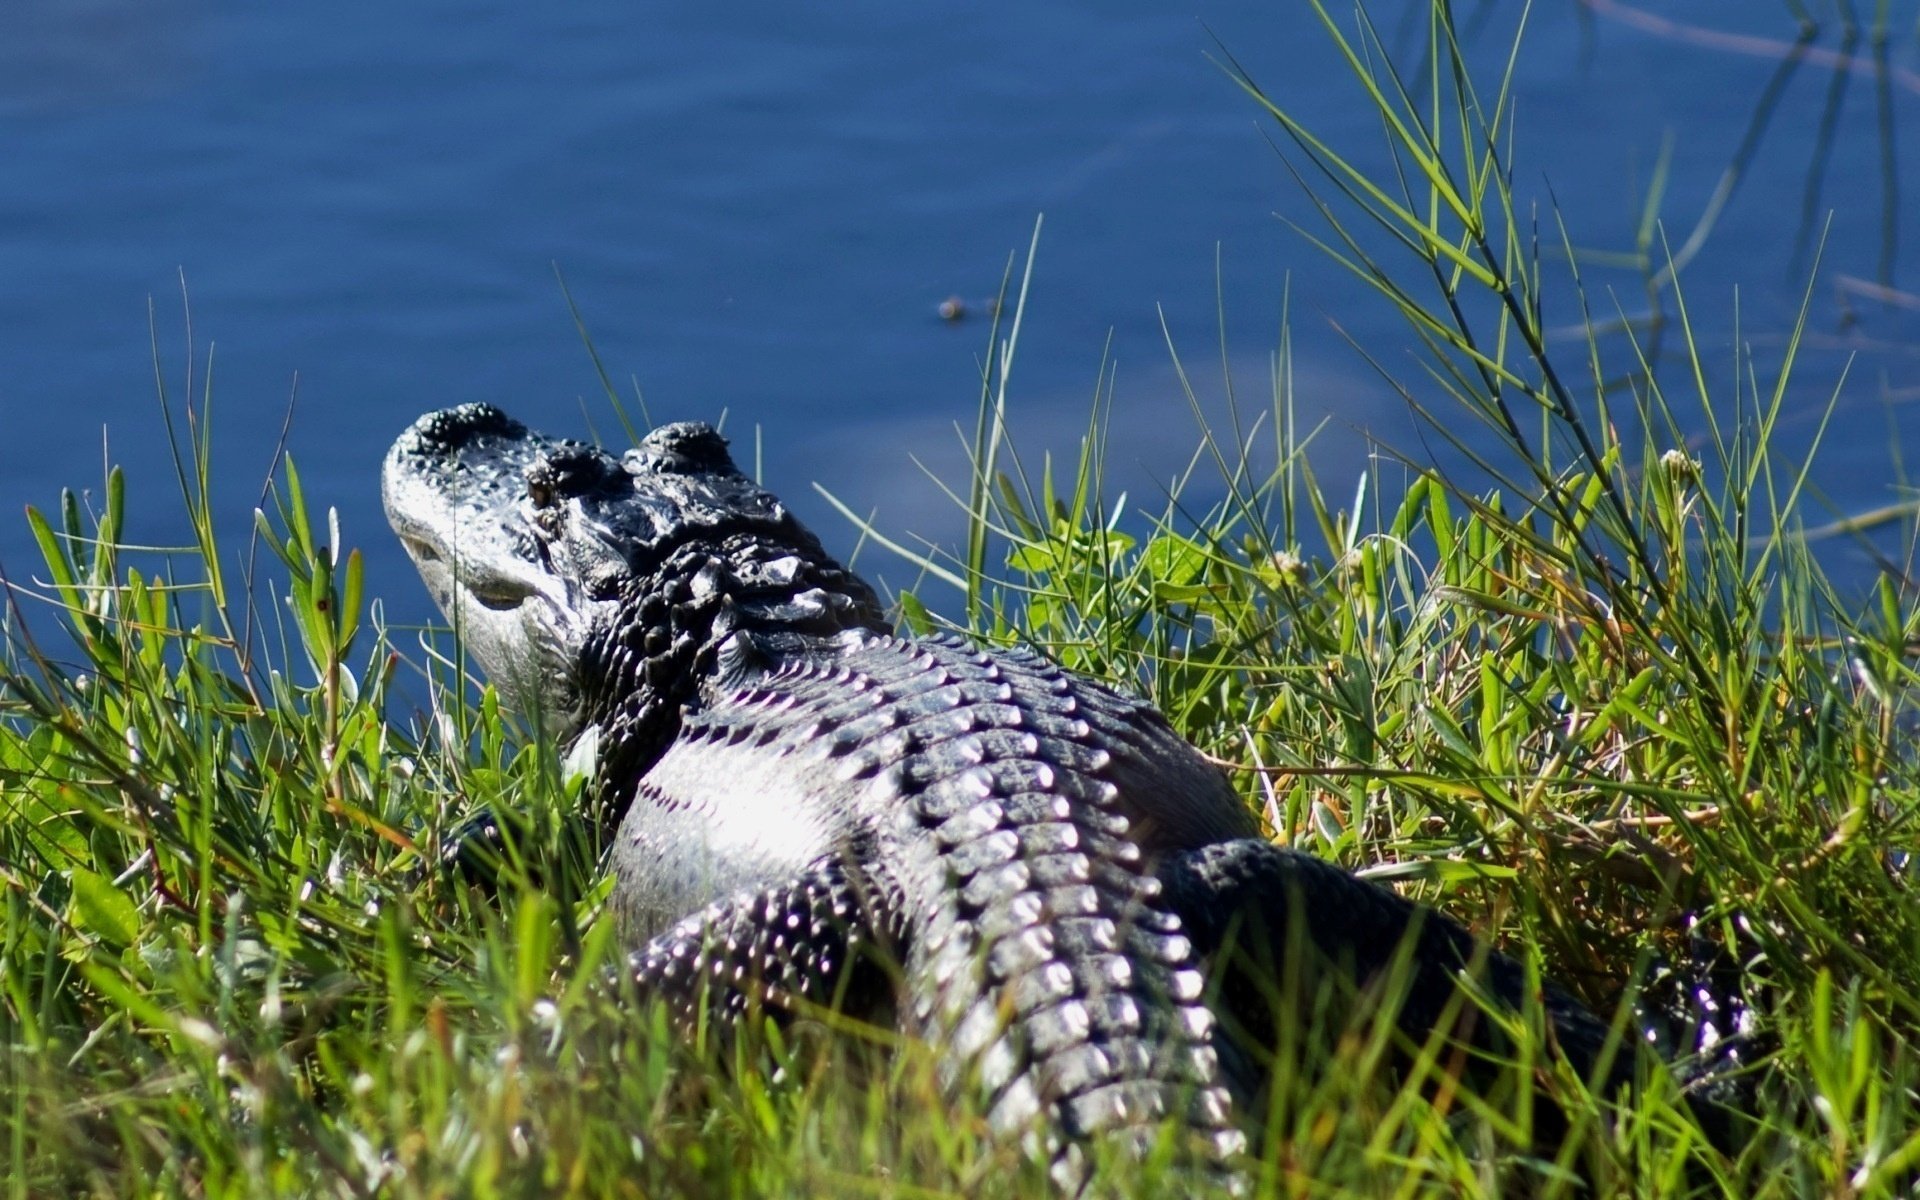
[623,634,1247,1172]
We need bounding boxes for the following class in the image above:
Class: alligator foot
[624,856,897,1028]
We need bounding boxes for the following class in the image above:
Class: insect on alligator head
[383,404,884,776]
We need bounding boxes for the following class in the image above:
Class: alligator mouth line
[399,531,550,612]
[398,536,444,565]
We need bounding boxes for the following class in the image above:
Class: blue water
[1,1,1916,635]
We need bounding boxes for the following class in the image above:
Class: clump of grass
[4,1,1920,1196]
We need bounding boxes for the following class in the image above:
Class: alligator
[382,403,1702,1187]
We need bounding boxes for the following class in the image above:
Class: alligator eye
[527,447,608,510]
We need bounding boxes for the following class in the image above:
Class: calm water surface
[1,1,1916,631]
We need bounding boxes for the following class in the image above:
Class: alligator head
[383,403,886,796]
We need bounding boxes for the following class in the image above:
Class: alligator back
[611,631,1258,1178]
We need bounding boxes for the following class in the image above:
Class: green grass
[7,2,1920,1196]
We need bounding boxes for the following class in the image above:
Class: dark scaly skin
[383,404,1683,1186]
[616,631,1251,1171]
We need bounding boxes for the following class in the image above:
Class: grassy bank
[6,3,1920,1196]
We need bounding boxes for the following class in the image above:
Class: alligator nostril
[399,404,526,455]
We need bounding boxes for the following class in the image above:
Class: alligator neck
[575,531,887,822]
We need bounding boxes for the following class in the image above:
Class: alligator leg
[624,857,897,1028]
[435,805,600,891]
[1157,840,1632,1114]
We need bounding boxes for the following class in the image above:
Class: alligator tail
[1161,839,1750,1153]
[843,639,1245,1189]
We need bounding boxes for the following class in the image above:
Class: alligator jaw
[382,403,590,729]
